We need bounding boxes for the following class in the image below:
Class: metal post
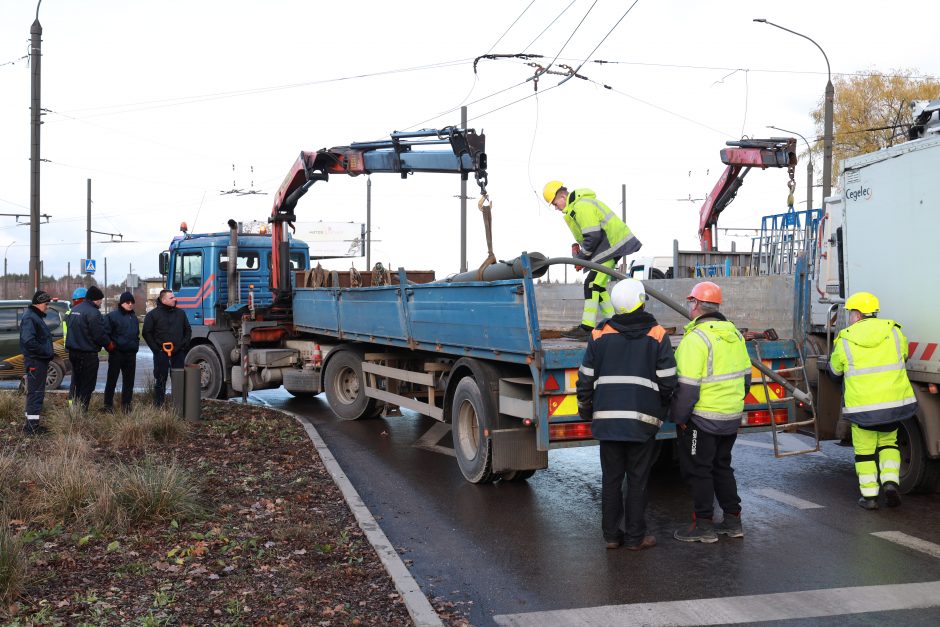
[3,257,6,300]
[621,183,626,222]
[823,79,834,203]
[29,13,42,292]
[459,106,468,274]
[104,257,108,313]
[86,178,91,263]
[366,176,372,269]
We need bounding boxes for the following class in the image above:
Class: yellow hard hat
[543,180,565,204]
[845,291,879,315]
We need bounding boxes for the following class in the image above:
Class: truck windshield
[266,251,306,271]
[173,251,204,290]
[219,251,260,271]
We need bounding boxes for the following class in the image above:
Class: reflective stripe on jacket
[575,310,678,442]
[563,188,641,263]
[829,318,917,426]
[670,312,751,435]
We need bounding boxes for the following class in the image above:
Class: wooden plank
[365,386,444,420]
[362,361,434,386]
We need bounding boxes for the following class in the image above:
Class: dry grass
[0,518,27,606]
[111,456,202,525]
[27,451,103,527]
[0,390,22,423]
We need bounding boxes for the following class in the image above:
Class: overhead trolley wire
[557,0,641,86]
[522,0,578,53]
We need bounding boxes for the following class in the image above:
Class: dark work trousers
[599,438,657,545]
[104,351,137,411]
[152,350,186,407]
[68,350,100,411]
[677,424,741,520]
[24,356,49,415]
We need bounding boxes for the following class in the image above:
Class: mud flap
[491,427,548,473]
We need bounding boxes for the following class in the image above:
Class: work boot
[883,483,902,508]
[715,513,744,538]
[562,325,592,341]
[858,496,879,510]
[23,420,49,436]
[624,535,657,551]
[674,517,718,543]
[605,538,623,550]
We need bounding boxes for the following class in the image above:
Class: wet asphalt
[248,389,940,626]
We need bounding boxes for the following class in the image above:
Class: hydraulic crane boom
[698,137,797,251]
[269,127,487,299]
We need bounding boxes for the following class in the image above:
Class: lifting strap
[476,193,496,280]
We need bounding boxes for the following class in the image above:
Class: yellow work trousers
[852,423,901,498]
[581,259,617,328]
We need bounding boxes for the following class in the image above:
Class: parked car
[0,299,71,390]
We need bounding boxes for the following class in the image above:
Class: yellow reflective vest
[829,317,918,426]
[562,189,640,263]
[674,315,751,435]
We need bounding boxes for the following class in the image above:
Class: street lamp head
[753,18,767,23]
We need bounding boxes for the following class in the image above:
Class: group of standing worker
[545,181,918,550]
[18,287,190,434]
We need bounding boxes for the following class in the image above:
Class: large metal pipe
[444,252,549,283]
[531,256,813,406]
[184,365,202,420]
[227,219,239,306]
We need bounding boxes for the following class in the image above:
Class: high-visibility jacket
[670,312,751,435]
[563,189,641,264]
[575,310,678,442]
[829,317,918,427]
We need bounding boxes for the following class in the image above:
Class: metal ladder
[753,340,820,457]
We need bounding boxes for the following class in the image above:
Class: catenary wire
[522,0,578,53]
[557,0,640,86]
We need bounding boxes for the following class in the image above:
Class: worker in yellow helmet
[543,181,641,341]
[828,291,918,510]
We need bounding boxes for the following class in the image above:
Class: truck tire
[185,345,223,399]
[46,359,65,390]
[324,350,378,420]
[898,417,940,494]
[500,469,535,481]
[452,377,496,484]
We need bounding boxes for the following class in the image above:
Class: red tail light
[746,409,788,426]
[549,422,594,441]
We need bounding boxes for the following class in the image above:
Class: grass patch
[111,457,202,525]
[27,451,103,527]
[0,391,23,423]
[0,519,27,605]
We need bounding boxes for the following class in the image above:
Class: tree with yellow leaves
[810,69,940,186]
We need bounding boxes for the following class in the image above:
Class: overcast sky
[1,1,936,286]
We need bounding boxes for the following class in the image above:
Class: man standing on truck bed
[543,181,641,341]
[142,289,191,407]
[828,291,918,510]
[576,279,677,550]
[670,281,751,543]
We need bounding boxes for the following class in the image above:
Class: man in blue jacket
[576,279,678,550]
[65,284,112,410]
[20,290,55,435]
[104,291,140,412]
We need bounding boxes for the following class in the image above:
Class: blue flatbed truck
[161,127,813,483]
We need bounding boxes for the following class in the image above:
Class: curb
[253,403,443,627]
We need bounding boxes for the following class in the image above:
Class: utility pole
[104,257,108,313]
[86,178,92,265]
[459,106,468,273]
[366,176,372,269]
[28,7,42,292]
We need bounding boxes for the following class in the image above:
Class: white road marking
[872,531,940,560]
[736,433,824,456]
[413,421,455,457]
[492,580,940,626]
[753,487,825,510]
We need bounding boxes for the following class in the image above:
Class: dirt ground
[1,396,470,626]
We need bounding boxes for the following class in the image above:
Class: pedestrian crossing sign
[82,258,96,274]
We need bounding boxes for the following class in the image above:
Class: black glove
[578,402,593,422]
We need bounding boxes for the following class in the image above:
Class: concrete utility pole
[28,5,42,291]
[366,176,372,269]
[459,106,468,274]
[87,178,92,263]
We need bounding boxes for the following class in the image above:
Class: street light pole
[3,241,14,299]
[29,2,43,292]
[754,19,833,203]
[768,126,814,211]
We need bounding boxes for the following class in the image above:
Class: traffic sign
[82,258,96,274]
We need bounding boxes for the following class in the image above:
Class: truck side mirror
[159,251,169,276]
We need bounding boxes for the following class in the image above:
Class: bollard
[183,365,202,421]
[170,368,186,418]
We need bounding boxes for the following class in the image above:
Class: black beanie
[32,290,51,305]
[85,285,104,301]
[119,291,135,305]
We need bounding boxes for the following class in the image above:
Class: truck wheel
[46,359,65,390]
[898,417,940,493]
[186,345,223,399]
[324,350,378,420]
[500,469,535,481]
[452,377,496,484]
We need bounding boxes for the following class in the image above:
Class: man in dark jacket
[65,284,112,410]
[20,290,55,435]
[103,291,140,412]
[142,289,191,407]
[576,279,678,550]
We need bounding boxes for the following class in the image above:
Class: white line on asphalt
[735,434,824,456]
[872,531,940,560]
[413,422,456,457]
[753,487,825,510]
[492,580,940,626]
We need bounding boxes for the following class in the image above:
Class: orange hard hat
[687,281,722,304]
